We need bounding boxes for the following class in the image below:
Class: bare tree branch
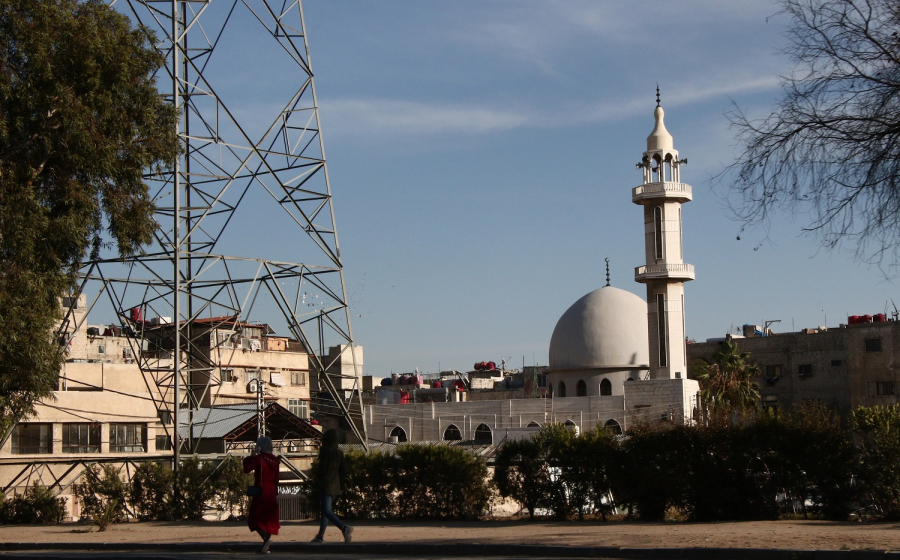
[723,0,900,269]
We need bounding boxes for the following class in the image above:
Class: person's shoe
[259,534,272,554]
[310,536,324,544]
[342,525,353,543]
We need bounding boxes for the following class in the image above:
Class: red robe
[243,453,280,535]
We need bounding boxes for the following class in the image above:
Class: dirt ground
[1,519,899,552]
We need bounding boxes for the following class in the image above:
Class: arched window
[654,206,663,259]
[564,420,579,435]
[527,421,541,428]
[600,378,612,396]
[558,381,566,398]
[474,423,492,444]
[443,424,461,441]
[604,419,622,435]
[389,426,407,443]
[576,380,587,397]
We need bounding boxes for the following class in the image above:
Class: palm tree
[691,339,761,417]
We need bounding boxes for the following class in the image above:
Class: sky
[113,0,900,377]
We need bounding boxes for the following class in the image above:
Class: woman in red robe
[243,436,280,554]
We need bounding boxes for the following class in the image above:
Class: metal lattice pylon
[64,0,367,458]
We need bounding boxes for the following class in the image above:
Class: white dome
[549,286,649,370]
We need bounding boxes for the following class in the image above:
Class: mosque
[364,100,701,443]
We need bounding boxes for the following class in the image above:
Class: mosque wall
[366,378,699,443]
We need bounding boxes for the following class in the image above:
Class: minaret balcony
[634,263,695,282]
[632,182,692,204]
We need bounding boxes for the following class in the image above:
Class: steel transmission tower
[69,0,367,457]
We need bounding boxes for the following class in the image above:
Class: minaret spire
[632,98,695,380]
[605,258,610,287]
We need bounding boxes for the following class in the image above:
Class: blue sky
[290,1,900,376]
[109,1,900,377]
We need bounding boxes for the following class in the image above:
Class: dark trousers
[318,493,344,535]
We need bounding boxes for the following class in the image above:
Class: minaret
[633,91,694,380]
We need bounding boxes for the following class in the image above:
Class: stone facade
[687,321,900,418]
[366,378,700,444]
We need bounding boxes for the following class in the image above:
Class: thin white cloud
[319,73,780,140]
[320,99,530,137]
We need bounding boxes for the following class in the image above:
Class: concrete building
[365,101,701,443]
[687,318,900,419]
[0,293,320,518]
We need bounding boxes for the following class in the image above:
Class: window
[654,206,663,259]
[217,331,235,349]
[657,294,667,367]
[765,364,783,377]
[12,424,51,454]
[866,338,883,352]
[564,420,579,435]
[246,369,260,383]
[762,394,778,410]
[389,426,407,443]
[155,435,172,451]
[558,381,566,398]
[109,423,145,452]
[291,371,306,386]
[443,424,461,441]
[62,423,101,453]
[474,423,492,444]
[157,410,172,425]
[288,398,309,419]
[877,382,895,396]
[527,421,541,428]
[576,380,587,397]
[797,364,813,377]
[831,360,842,367]
[97,345,106,355]
[600,378,612,396]
[604,419,622,435]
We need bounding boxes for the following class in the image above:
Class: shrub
[493,436,548,519]
[339,448,399,518]
[394,444,490,519]
[0,483,66,524]
[611,425,691,521]
[130,462,174,521]
[174,457,220,520]
[852,404,900,519]
[321,443,490,520]
[214,456,252,518]
[74,465,127,525]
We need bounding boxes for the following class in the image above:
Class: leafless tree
[726,0,900,268]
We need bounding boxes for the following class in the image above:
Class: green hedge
[494,403,873,521]
[311,443,491,520]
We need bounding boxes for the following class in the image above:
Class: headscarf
[256,436,273,454]
[322,429,339,448]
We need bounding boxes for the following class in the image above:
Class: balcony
[635,263,695,283]
[632,182,692,204]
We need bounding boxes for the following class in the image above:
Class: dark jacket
[318,430,345,497]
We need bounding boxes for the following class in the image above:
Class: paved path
[1,519,899,559]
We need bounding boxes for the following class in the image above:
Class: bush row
[309,444,491,520]
[0,456,252,525]
[494,403,900,521]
